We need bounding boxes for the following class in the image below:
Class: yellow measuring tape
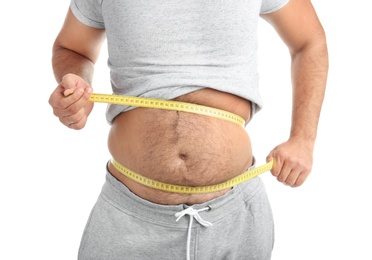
[90,93,273,194]
[111,158,273,194]
[89,93,246,127]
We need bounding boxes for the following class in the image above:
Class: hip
[78,171,274,260]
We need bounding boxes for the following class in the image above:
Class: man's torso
[108,88,253,205]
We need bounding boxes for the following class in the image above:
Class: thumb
[266,147,277,163]
[61,73,90,97]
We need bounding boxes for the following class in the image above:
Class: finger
[283,169,302,187]
[276,160,292,183]
[61,87,85,107]
[67,114,88,130]
[283,160,311,187]
[64,90,93,129]
[270,159,283,177]
[63,88,75,97]
[267,147,282,177]
[61,73,89,96]
[49,84,66,108]
[61,106,86,125]
[49,86,84,115]
[57,87,92,118]
[67,83,92,102]
[266,146,277,163]
[292,171,310,188]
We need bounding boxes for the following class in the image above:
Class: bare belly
[107,88,253,205]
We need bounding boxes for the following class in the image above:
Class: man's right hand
[49,73,94,130]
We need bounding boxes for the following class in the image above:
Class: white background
[1,0,371,259]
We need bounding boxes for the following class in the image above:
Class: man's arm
[49,8,106,129]
[261,0,328,187]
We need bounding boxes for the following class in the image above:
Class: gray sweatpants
[78,170,274,260]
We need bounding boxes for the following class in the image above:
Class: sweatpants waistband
[101,170,264,228]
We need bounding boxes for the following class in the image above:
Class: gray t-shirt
[70,0,289,124]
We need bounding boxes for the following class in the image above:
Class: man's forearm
[289,40,328,145]
[52,46,95,85]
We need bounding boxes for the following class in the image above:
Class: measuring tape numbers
[111,158,273,194]
[89,93,246,127]
[90,93,272,194]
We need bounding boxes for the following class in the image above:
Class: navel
[178,153,188,161]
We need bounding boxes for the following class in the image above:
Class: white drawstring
[175,206,213,260]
